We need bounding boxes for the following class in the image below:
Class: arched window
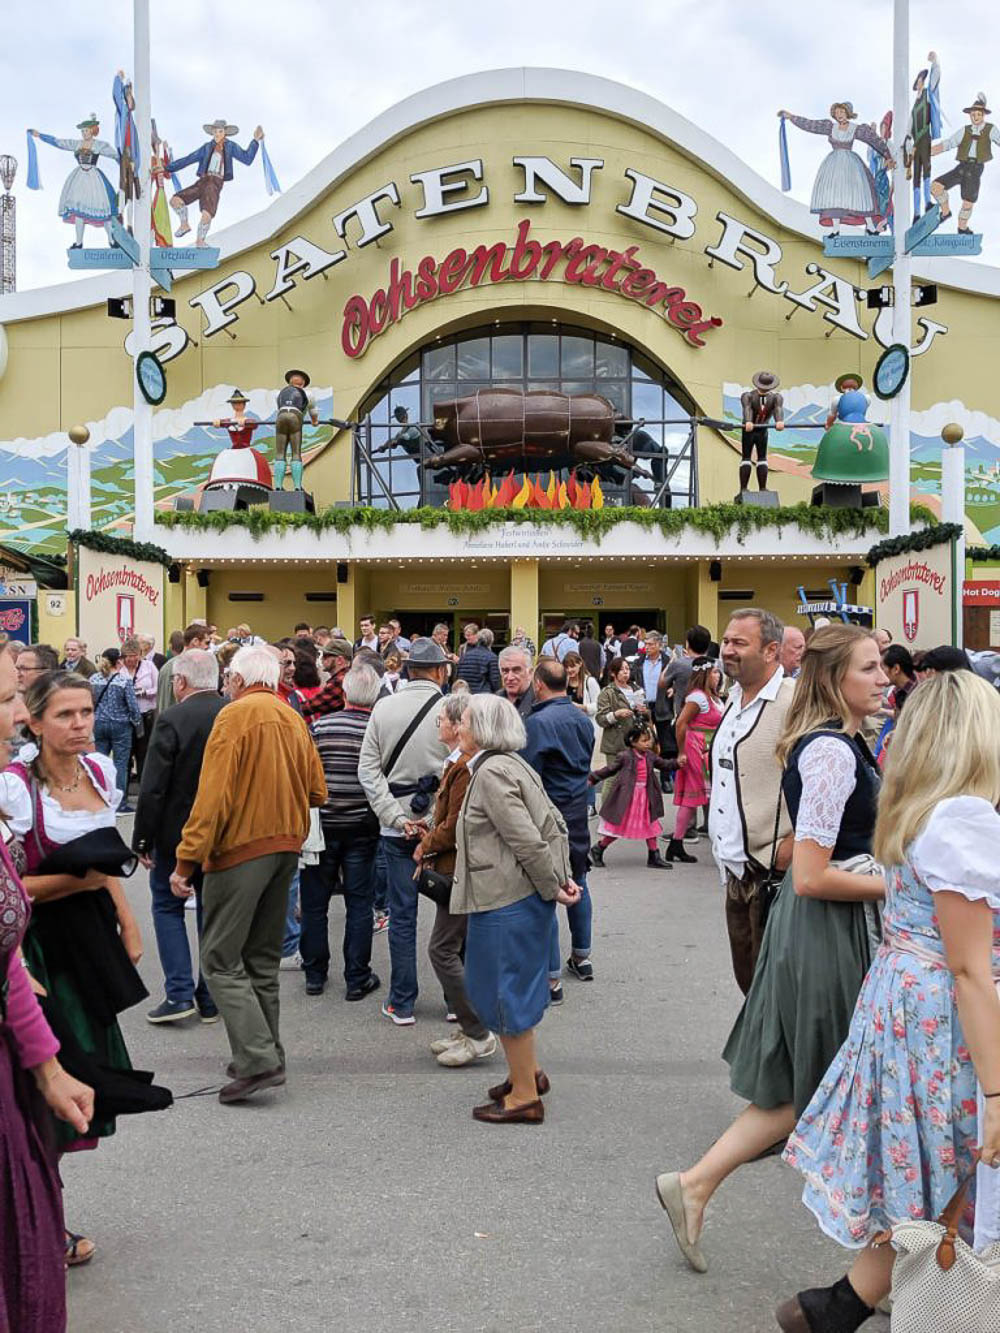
[354,322,697,509]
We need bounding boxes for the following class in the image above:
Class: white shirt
[709,666,785,879]
[208,147,225,177]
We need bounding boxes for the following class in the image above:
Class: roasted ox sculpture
[423,388,652,479]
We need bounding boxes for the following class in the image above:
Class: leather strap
[935,1168,978,1272]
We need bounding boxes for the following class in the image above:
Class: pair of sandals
[65,1229,95,1268]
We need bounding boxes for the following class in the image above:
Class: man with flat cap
[739,371,784,492]
[274,369,319,491]
[169,119,264,246]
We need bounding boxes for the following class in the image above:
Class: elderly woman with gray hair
[415,691,497,1069]
[452,694,581,1124]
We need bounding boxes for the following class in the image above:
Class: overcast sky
[1,0,997,292]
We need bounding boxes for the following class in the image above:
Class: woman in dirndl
[654,626,887,1278]
[0,645,94,1332]
[29,115,119,248]
[663,657,722,864]
[776,670,1000,1332]
[779,102,894,236]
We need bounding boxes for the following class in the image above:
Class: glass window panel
[560,381,594,399]
[457,337,490,380]
[527,334,559,379]
[424,382,456,419]
[491,335,523,379]
[389,381,420,421]
[632,380,663,423]
[423,344,455,380]
[560,335,594,377]
[526,381,559,394]
[367,393,390,426]
[595,342,628,378]
[600,381,628,414]
[664,388,692,419]
[631,355,654,381]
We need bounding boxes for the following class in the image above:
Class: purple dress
[0,834,66,1332]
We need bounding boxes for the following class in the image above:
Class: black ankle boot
[776,1276,874,1333]
[646,848,672,870]
[589,844,605,868]
[663,837,697,863]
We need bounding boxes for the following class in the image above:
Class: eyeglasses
[16,663,43,674]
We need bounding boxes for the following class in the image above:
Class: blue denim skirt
[465,892,556,1036]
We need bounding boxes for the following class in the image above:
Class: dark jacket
[419,754,470,876]
[455,645,500,694]
[522,695,594,879]
[496,684,535,718]
[132,689,226,860]
[589,748,676,825]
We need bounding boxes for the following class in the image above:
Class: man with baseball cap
[299,638,353,722]
[358,637,449,1025]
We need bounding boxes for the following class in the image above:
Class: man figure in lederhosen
[931,93,1000,233]
[169,119,264,247]
[739,370,784,492]
[274,370,318,491]
[906,53,941,218]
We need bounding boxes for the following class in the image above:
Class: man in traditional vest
[931,92,1000,233]
[708,609,795,995]
[906,53,941,218]
[274,369,319,490]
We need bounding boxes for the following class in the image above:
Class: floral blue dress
[784,795,1000,1248]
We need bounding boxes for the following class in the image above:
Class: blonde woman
[777,671,1000,1332]
[656,626,887,1274]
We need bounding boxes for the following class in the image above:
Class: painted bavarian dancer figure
[168,119,264,247]
[739,371,784,493]
[905,52,942,219]
[28,115,120,248]
[208,390,273,491]
[778,102,894,236]
[274,370,319,491]
[931,93,1000,234]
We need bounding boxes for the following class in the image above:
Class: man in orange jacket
[171,644,326,1104]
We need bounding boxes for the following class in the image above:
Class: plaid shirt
[299,667,346,722]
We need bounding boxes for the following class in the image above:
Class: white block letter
[410,160,489,218]
[513,156,604,205]
[784,264,866,339]
[704,212,788,294]
[616,169,697,240]
[333,184,401,248]
[188,270,256,338]
[265,236,346,302]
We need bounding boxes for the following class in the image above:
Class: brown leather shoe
[472,1097,545,1124]
[774,1297,811,1332]
[488,1070,550,1102]
[218,1067,286,1104]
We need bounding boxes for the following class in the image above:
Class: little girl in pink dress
[588,724,676,871]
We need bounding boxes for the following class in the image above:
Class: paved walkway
[67,828,889,1333]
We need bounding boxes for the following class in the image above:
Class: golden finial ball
[67,425,90,446]
[941,423,964,445]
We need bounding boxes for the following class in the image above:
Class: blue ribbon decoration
[26,130,41,190]
[779,118,791,192]
[260,141,281,196]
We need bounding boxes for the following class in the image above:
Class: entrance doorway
[396,611,511,653]
[540,609,666,648]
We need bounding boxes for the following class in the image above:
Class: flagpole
[888,0,912,537]
[132,0,155,543]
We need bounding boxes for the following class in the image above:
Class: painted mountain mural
[1,382,999,553]
[722,383,1000,543]
[0,385,334,555]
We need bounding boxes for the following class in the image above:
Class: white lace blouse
[793,735,858,848]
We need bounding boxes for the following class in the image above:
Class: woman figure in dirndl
[779,102,894,236]
[28,114,119,248]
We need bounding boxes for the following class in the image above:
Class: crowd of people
[2,607,1000,1330]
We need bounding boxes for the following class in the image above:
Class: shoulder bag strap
[384,691,441,781]
[767,782,784,879]
[934,1167,978,1272]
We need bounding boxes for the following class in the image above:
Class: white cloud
[2,0,998,294]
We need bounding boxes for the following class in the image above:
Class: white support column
[941,438,966,646]
[888,0,913,537]
[131,0,155,543]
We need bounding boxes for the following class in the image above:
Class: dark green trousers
[200,852,298,1078]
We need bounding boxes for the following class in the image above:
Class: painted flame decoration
[449,470,605,511]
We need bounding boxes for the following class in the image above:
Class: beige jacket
[450,752,571,915]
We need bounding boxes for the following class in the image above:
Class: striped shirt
[312,706,376,831]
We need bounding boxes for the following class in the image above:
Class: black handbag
[416,864,453,907]
[758,788,786,926]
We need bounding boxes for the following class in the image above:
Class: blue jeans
[149,854,214,1009]
[549,873,592,978]
[94,719,134,800]
[371,839,388,914]
[299,829,377,989]
[282,868,301,957]
[382,834,421,1015]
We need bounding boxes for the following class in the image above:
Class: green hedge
[866,523,963,568]
[70,528,172,567]
[156,502,939,546]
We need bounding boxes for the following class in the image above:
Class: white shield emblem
[902,589,919,643]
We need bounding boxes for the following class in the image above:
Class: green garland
[70,528,172,567]
[156,502,930,546]
[967,545,1000,562]
[866,522,963,568]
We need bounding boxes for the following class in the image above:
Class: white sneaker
[429,1031,465,1055]
[279,952,302,971]
[436,1032,498,1067]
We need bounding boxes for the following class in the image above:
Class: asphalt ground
[66,822,890,1333]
